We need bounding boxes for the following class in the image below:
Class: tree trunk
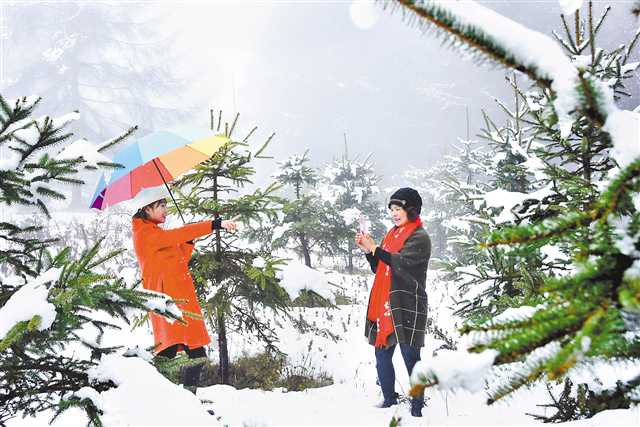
[211,174,230,383]
[299,232,312,267]
[216,309,230,384]
[347,240,354,274]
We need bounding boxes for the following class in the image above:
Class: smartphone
[358,213,369,234]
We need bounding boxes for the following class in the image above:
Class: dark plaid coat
[364,226,431,348]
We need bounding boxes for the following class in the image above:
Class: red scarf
[367,217,422,348]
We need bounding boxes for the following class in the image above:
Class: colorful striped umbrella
[90,129,229,219]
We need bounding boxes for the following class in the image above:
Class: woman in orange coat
[131,189,236,391]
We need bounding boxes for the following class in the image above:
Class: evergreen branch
[228,113,240,137]
[560,13,579,52]
[392,0,553,89]
[254,132,276,158]
[484,158,640,247]
[97,126,137,153]
[546,305,608,378]
[593,5,611,39]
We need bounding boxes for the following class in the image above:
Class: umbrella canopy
[90,129,229,211]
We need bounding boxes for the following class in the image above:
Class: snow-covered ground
[6,257,639,426]
[2,212,637,426]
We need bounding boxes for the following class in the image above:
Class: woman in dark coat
[356,187,431,417]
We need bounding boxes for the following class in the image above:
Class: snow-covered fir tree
[395,0,640,410]
[269,151,335,268]
[438,76,562,322]
[314,148,384,273]
[175,111,305,384]
[0,94,181,425]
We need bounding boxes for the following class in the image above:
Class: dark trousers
[158,344,207,387]
[375,343,424,407]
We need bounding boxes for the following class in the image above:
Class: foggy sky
[3,0,639,189]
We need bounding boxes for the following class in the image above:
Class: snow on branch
[0,268,61,341]
[108,289,183,323]
[392,0,639,166]
[480,184,555,224]
[276,260,336,303]
[410,349,499,393]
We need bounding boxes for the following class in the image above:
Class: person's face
[390,205,408,227]
[144,200,168,223]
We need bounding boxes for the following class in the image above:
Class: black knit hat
[388,187,422,218]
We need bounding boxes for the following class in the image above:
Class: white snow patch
[411,349,499,392]
[277,260,335,303]
[86,354,211,425]
[50,111,80,129]
[340,207,362,225]
[252,256,267,269]
[131,289,183,322]
[604,110,640,169]
[122,345,154,362]
[272,223,291,241]
[56,138,110,168]
[482,184,554,223]
[541,244,569,263]
[72,387,104,412]
[0,268,61,340]
[11,125,40,145]
[493,305,540,323]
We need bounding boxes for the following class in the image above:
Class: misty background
[2,0,639,195]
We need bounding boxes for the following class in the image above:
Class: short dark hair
[405,206,420,221]
[132,199,166,220]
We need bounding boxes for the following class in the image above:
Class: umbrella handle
[152,159,186,224]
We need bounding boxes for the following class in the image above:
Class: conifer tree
[0,94,180,425]
[270,151,333,268]
[315,148,384,273]
[394,0,640,405]
[175,111,291,384]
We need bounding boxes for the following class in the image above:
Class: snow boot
[410,398,423,417]
[375,392,400,408]
[181,359,205,394]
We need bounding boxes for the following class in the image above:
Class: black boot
[181,361,205,395]
[410,397,424,417]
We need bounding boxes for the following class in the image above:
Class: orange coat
[132,218,213,353]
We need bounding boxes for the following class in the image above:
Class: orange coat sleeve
[180,241,196,259]
[143,221,212,251]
